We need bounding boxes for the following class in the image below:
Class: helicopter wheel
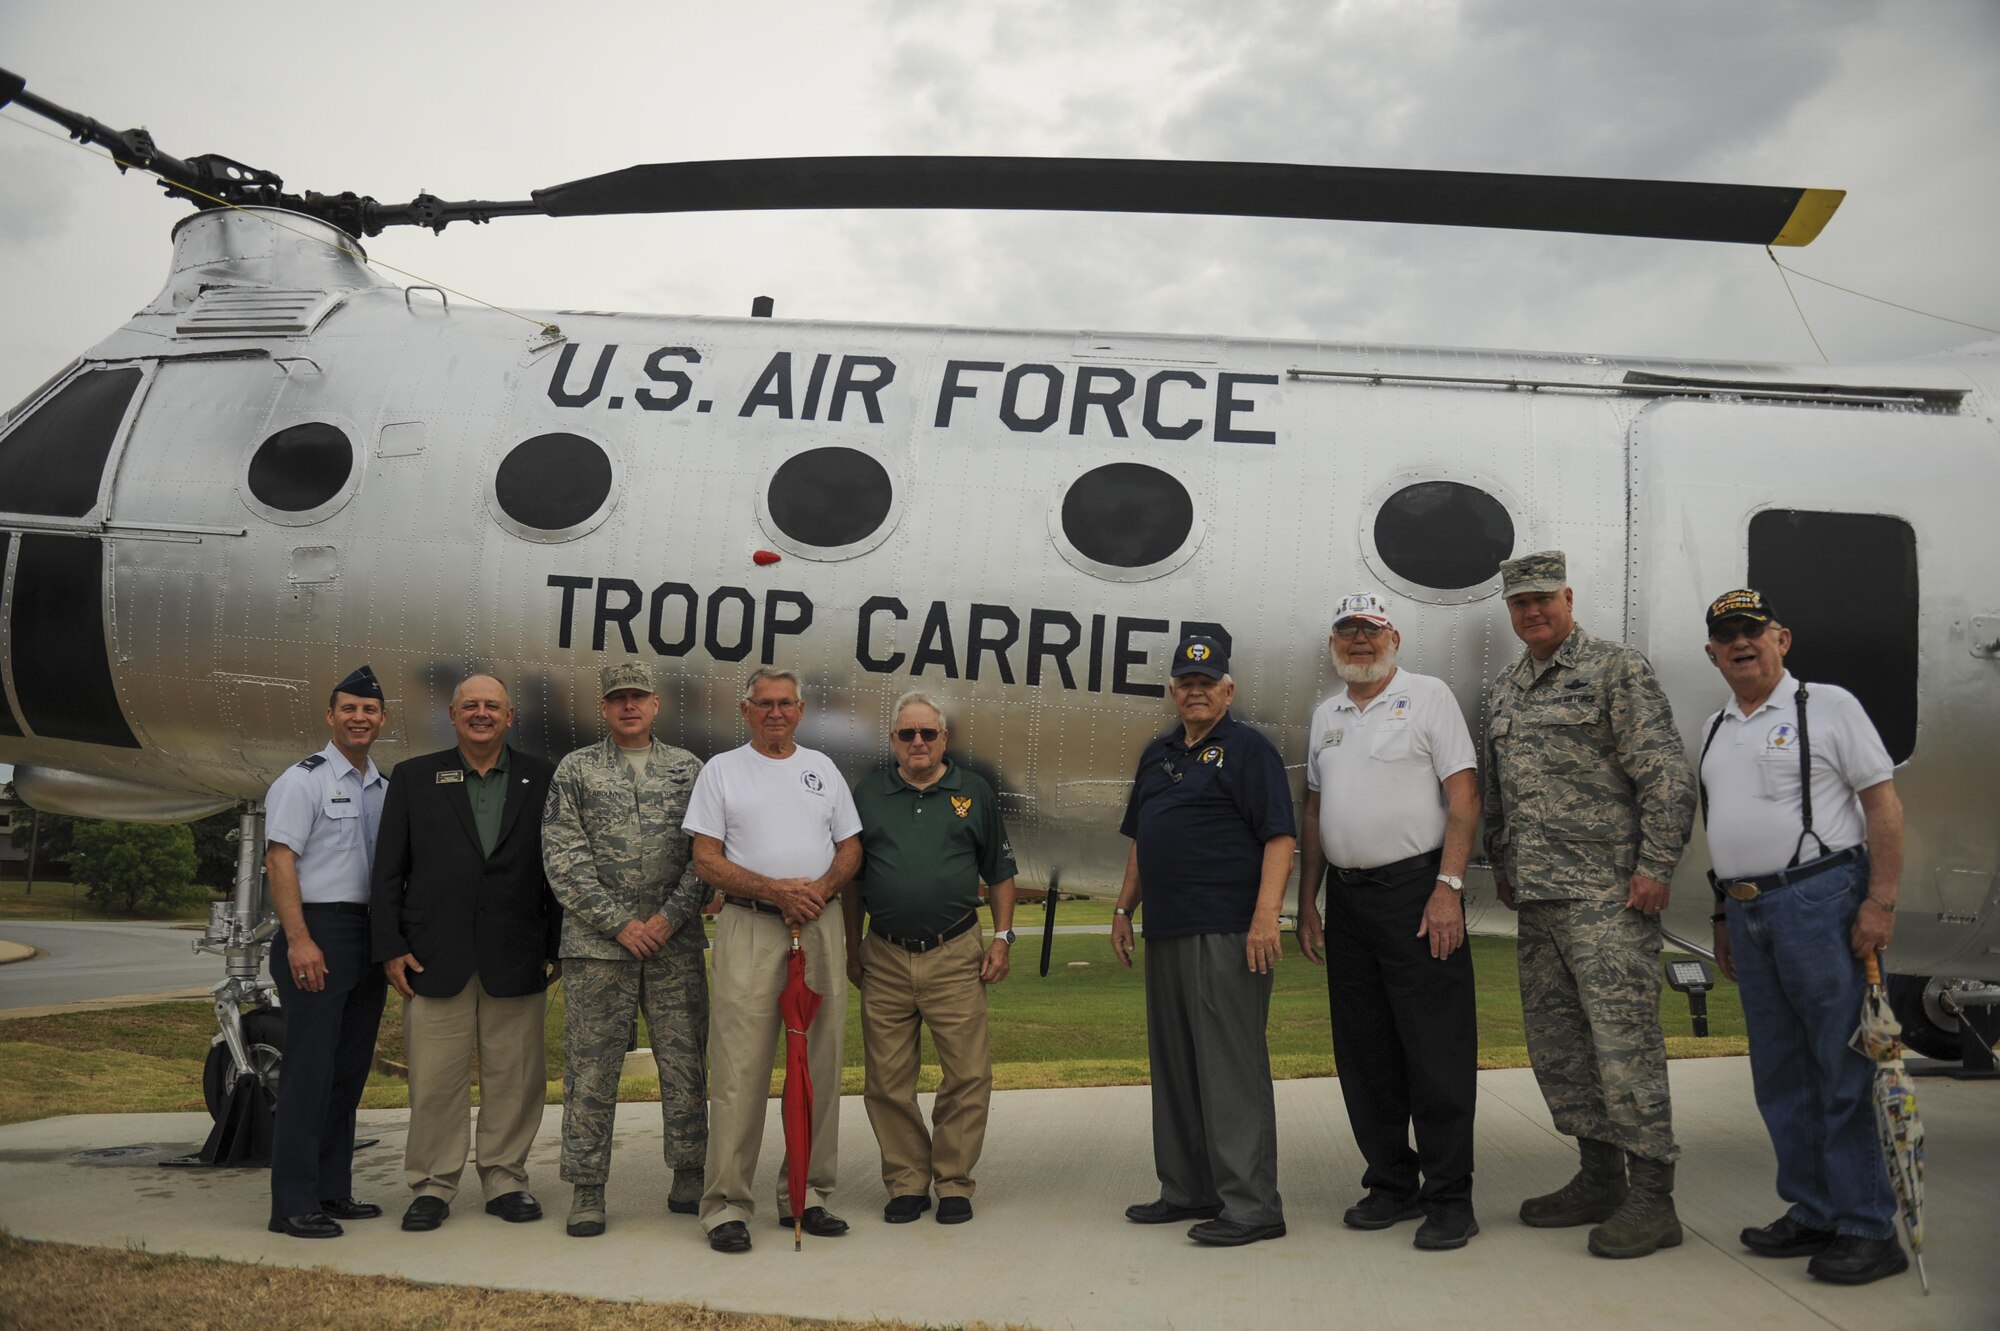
[202,1008,284,1121]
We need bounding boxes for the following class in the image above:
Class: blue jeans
[1727,857,1894,1238]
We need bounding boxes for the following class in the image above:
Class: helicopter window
[1371,481,1515,592]
[763,447,895,552]
[0,534,17,737]
[1059,463,1196,572]
[1748,509,1917,763]
[247,423,354,514]
[0,366,141,518]
[493,433,616,537]
[8,535,139,748]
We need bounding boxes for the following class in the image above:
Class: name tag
[436,770,465,784]
[1322,729,1344,747]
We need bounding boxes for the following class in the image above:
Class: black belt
[1717,845,1866,903]
[1328,849,1443,886]
[302,901,369,916]
[723,894,785,917]
[870,913,978,953]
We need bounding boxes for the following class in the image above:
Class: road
[0,921,218,1012]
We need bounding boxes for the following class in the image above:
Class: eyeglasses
[893,727,942,742]
[1708,621,1771,645]
[747,697,801,712]
[1334,622,1388,640]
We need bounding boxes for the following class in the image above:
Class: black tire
[202,1007,285,1120]
[1885,973,1961,1062]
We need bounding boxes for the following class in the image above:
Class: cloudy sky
[2,1,1995,409]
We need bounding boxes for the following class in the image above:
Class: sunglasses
[1708,621,1772,645]
[1334,622,1388,640]
[893,727,942,742]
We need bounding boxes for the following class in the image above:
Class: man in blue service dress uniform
[263,664,391,1239]
[1112,635,1297,1247]
[1699,589,1909,1285]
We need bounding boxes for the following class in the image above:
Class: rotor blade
[530,156,1843,246]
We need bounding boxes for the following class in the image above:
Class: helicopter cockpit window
[1363,478,1516,603]
[0,366,141,518]
[758,446,899,560]
[247,423,354,516]
[1051,462,1203,582]
[490,432,618,542]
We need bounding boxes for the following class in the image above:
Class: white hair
[891,690,949,730]
[740,667,803,703]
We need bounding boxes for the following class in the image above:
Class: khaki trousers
[403,971,547,1203]
[700,902,846,1229]
[860,925,992,1199]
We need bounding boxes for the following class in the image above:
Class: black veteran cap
[1705,587,1777,630]
[1171,635,1228,680]
[332,664,385,701]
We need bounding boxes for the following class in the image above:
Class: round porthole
[756,446,900,560]
[1361,476,1518,604]
[242,421,359,525]
[1050,462,1203,582]
[490,432,618,542]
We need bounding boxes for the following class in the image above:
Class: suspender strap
[1698,711,1728,905]
[1788,684,1829,868]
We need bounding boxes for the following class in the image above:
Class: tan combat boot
[1519,1138,1628,1228]
[1587,1156,1683,1258]
[567,1184,607,1238]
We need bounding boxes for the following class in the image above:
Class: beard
[1335,640,1398,685]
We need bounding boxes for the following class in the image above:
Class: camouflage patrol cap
[599,660,657,697]
[1499,550,1567,597]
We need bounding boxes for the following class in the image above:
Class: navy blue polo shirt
[1119,711,1296,939]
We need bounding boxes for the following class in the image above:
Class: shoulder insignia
[543,785,561,821]
[436,769,465,784]
[296,754,326,770]
[950,795,972,818]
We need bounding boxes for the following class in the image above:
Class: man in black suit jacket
[373,673,561,1232]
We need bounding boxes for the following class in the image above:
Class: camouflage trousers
[559,949,710,1186]
[1516,898,1679,1164]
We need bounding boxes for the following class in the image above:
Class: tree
[190,809,245,892]
[69,820,202,916]
[10,807,77,868]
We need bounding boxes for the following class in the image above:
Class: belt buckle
[1724,881,1762,902]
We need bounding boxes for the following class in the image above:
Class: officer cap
[1170,635,1229,680]
[331,664,385,701]
[1705,587,1777,630]
[1331,592,1393,629]
[600,660,657,697]
[1499,550,1567,597]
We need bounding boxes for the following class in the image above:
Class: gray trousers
[1143,931,1283,1226]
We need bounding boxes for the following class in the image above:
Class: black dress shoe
[884,1194,932,1223]
[1125,1198,1224,1225]
[319,1197,382,1221]
[708,1220,752,1253]
[1342,1191,1425,1230]
[484,1191,543,1223]
[776,1205,849,1237]
[1188,1217,1287,1246]
[1741,1214,1837,1258]
[936,1196,973,1224]
[268,1211,343,1239]
[401,1196,450,1231]
[1807,1234,1909,1285]
[1413,1208,1479,1250]
[667,1198,699,1215]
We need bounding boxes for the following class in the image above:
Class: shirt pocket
[1369,722,1414,762]
[1757,750,1804,802]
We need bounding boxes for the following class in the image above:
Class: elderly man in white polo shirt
[1297,593,1482,1251]
[1698,588,1907,1287]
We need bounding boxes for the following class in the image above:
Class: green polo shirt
[854,760,1017,937]
[463,744,512,857]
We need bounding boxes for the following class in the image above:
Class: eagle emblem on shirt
[1197,745,1225,766]
[950,795,972,818]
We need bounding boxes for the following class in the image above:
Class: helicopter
[1,66,1995,1138]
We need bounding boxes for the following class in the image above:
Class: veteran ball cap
[1499,550,1567,597]
[1171,635,1229,680]
[600,660,658,697]
[1331,592,1393,629]
[1705,587,1777,630]
[332,664,385,702]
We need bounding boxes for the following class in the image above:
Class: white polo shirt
[1698,672,1893,879]
[1307,668,1477,870]
[683,742,862,880]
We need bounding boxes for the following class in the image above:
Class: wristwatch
[995,928,1017,946]
[1436,874,1465,893]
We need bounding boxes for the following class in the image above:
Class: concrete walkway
[0,1058,1990,1330]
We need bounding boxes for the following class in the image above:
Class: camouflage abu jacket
[1481,625,1696,901]
[542,736,709,960]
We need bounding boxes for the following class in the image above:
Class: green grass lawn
[0,933,1744,1125]
[0,878,219,923]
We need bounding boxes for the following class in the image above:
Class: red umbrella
[779,925,824,1251]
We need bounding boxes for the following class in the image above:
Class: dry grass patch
[0,1231,1019,1331]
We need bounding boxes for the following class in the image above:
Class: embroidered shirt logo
[950,795,972,818]
[802,771,824,792]
[1766,723,1798,751]
[1197,745,1225,766]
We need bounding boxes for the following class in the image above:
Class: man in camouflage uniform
[542,661,711,1237]
[1482,551,1696,1259]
